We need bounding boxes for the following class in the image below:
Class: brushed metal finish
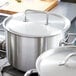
[5,30,65,71]
[6,31,47,71]
[36,46,76,76]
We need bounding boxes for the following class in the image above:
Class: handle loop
[59,52,76,66]
[24,9,48,25]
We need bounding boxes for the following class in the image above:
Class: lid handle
[59,52,76,66]
[24,9,48,25]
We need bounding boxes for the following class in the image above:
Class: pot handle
[59,52,76,66]
[59,33,76,46]
[24,9,48,25]
[24,69,39,76]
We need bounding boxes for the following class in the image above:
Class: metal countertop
[49,2,76,21]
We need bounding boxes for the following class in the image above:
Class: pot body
[36,46,76,76]
[5,30,64,72]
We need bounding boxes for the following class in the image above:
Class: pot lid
[42,51,76,65]
[11,12,70,33]
[5,18,62,37]
[3,12,70,37]
[36,46,76,74]
[39,52,76,70]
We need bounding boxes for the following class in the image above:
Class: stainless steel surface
[68,17,76,33]
[6,31,46,71]
[3,13,70,37]
[3,10,70,71]
[59,52,76,66]
[0,2,76,76]
[62,17,76,46]
[24,9,48,25]
[36,46,76,76]
[24,69,38,76]
[60,33,76,46]
[2,66,26,76]
[50,2,76,21]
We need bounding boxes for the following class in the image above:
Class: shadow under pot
[3,10,70,72]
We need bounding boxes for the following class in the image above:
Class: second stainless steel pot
[3,10,70,72]
[36,46,76,76]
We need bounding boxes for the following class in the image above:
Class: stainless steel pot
[36,46,76,76]
[3,10,70,72]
